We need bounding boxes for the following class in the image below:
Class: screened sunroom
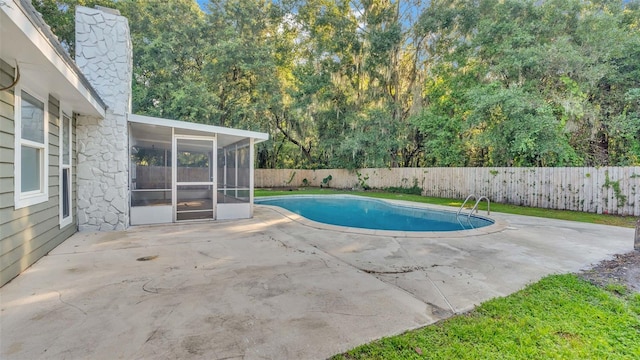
[128,114,269,225]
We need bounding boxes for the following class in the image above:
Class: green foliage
[413,0,640,167]
[604,283,628,296]
[131,147,167,167]
[177,151,208,168]
[321,174,333,188]
[32,0,118,57]
[36,0,640,168]
[631,293,640,316]
[355,171,370,190]
[332,274,640,359]
[385,178,422,195]
[285,171,296,185]
[125,0,214,123]
[384,186,422,196]
[608,88,640,164]
[410,109,467,167]
[603,170,628,205]
[466,84,581,166]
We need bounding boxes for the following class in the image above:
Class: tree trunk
[275,115,313,164]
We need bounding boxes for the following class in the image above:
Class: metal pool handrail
[457,194,490,220]
[457,194,477,216]
[470,196,490,217]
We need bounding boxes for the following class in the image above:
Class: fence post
[635,218,640,251]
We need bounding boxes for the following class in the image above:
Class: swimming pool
[255,195,494,232]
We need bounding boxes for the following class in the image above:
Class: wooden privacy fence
[133,166,209,188]
[255,167,640,216]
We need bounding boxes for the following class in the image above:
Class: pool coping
[255,194,508,238]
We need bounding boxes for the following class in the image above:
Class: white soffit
[128,113,270,144]
[0,0,106,117]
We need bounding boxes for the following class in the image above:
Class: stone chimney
[74,6,132,231]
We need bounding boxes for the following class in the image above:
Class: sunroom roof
[128,114,269,149]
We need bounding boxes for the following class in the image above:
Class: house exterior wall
[75,6,132,231]
[0,59,77,287]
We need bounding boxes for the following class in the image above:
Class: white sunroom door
[174,136,216,221]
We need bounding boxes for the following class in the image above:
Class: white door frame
[172,134,217,222]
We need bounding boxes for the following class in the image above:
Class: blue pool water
[255,196,493,232]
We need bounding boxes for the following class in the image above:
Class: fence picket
[255,167,640,216]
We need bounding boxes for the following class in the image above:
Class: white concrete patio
[0,202,634,359]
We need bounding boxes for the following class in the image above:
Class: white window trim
[59,110,73,228]
[14,86,49,209]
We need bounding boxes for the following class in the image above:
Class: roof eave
[128,113,270,143]
[1,0,107,117]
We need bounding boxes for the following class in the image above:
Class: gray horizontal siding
[1,59,78,287]
[1,212,62,265]
[0,162,12,176]
[0,144,12,162]
[0,131,13,148]
[0,98,13,120]
[0,177,11,191]
[1,226,73,286]
[0,191,12,209]
[0,59,14,84]
[0,199,56,228]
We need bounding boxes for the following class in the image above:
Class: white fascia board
[128,113,270,143]
[3,0,106,118]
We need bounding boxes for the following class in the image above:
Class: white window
[14,89,48,209]
[60,112,72,227]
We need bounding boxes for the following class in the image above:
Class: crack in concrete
[425,301,454,317]
[215,355,245,360]
[425,274,456,314]
[359,265,431,274]
[309,310,377,317]
[56,291,87,316]
[198,251,220,259]
[142,279,159,294]
[144,327,162,344]
[141,302,180,348]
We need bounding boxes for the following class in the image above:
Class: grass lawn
[256,187,639,359]
[255,188,638,228]
[331,275,640,359]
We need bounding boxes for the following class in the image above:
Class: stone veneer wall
[75,6,132,231]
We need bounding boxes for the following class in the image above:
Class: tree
[122,0,214,123]
[413,0,640,167]
[32,0,116,57]
[35,0,640,168]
